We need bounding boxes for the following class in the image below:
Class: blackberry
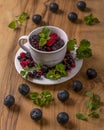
[41,65,49,73]
[4,95,15,107]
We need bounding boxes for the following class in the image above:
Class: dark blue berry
[57,112,69,124]
[30,108,42,121]
[4,95,15,107]
[65,63,71,71]
[72,80,83,92]
[57,90,69,102]
[86,68,97,79]
[28,61,34,68]
[77,1,86,11]
[41,65,49,73]
[32,14,42,24]
[49,3,59,12]
[26,52,33,60]
[28,72,34,78]
[68,12,78,22]
[18,84,30,96]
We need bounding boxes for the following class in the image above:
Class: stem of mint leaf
[76,92,101,121]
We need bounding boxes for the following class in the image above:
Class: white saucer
[14,43,83,85]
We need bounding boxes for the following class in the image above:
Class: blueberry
[65,63,71,71]
[32,14,42,24]
[49,3,59,12]
[72,80,83,92]
[68,12,78,22]
[25,52,33,60]
[30,108,42,121]
[4,95,15,107]
[57,90,69,102]
[57,112,69,124]
[41,65,49,73]
[86,68,97,79]
[77,1,86,11]
[28,72,34,78]
[18,84,30,96]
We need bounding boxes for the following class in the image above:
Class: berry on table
[18,84,30,96]
[72,80,83,92]
[86,68,97,79]
[32,14,42,24]
[49,3,59,12]
[57,112,69,124]
[4,95,15,107]
[57,90,69,102]
[77,1,86,11]
[30,108,42,121]
[68,12,78,22]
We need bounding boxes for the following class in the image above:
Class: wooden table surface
[0,0,104,130]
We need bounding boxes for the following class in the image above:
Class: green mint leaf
[91,112,100,119]
[35,64,41,70]
[93,18,100,24]
[76,113,87,120]
[29,92,39,100]
[8,21,17,29]
[67,39,77,51]
[20,70,26,76]
[46,64,67,80]
[8,12,29,30]
[84,14,100,25]
[85,91,93,97]
[76,39,92,59]
[18,12,29,24]
[29,90,53,107]
[39,38,47,46]
[78,39,90,50]
[76,48,92,59]
[39,27,51,46]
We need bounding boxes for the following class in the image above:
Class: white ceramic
[14,43,83,85]
[18,26,68,66]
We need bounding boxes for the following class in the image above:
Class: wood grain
[0,0,104,130]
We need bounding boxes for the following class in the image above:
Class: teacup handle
[18,36,30,52]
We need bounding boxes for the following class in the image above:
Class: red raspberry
[20,52,26,58]
[46,33,58,47]
[25,59,31,64]
[37,70,43,75]
[20,61,27,68]
[70,62,75,67]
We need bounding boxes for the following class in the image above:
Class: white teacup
[18,26,68,66]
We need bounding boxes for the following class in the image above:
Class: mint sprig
[8,12,29,29]
[29,90,53,107]
[76,92,101,120]
[84,14,100,25]
[46,63,67,80]
[67,39,92,59]
[39,27,51,46]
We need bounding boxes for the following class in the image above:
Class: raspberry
[20,52,26,58]
[25,59,31,64]
[37,70,43,75]
[20,61,27,68]
[46,33,58,47]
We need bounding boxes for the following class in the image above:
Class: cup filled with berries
[18,26,68,66]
